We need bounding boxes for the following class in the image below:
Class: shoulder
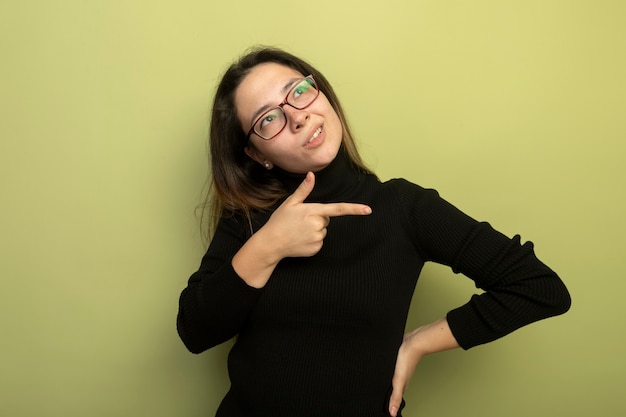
[215,208,275,241]
[380,177,441,205]
[210,213,250,246]
[378,178,474,229]
[373,178,448,230]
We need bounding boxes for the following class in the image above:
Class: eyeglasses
[246,75,320,140]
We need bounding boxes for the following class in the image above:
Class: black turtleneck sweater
[177,151,570,417]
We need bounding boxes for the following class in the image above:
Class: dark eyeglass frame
[246,75,320,141]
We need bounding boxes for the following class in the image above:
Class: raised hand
[264,171,372,258]
[232,171,372,288]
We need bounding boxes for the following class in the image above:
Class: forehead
[235,63,305,124]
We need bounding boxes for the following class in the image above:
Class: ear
[244,145,272,169]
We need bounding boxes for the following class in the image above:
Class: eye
[257,109,281,130]
[291,79,312,100]
[260,113,277,128]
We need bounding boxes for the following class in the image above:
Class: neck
[272,149,364,202]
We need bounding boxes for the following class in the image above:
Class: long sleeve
[176,156,571,416]
[394,179,571,349]
[177,215,263,354]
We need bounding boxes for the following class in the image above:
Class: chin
[314,146,340,169]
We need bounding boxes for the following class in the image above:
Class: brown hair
[200,46,374,241]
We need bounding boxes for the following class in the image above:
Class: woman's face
[235,62,343,174]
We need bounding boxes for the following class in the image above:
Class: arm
[395,180,571,348]
[176,215,264,353]
[177,173,372,353]
[387,180,571,414]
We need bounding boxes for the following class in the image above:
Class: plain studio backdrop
[1,1,624,416]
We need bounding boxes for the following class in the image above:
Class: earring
[264,162,270,169]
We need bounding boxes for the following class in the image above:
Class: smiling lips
[306,126,323,146]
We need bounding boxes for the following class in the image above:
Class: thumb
[289,171,315,203]
[388,385,403,417]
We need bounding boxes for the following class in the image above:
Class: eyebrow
[248,77,302,127]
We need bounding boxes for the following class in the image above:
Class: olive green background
[1,1,624,416]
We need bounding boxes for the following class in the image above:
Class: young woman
[176,46,571,417]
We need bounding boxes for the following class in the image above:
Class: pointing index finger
[313,202,373,217]
[289,171,315,204]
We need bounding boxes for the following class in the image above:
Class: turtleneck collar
[271,149,366,203]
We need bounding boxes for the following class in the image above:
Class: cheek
[327,108,343,140]
[321,97,342,130]
[247,138,272,159]
[251,138,290,162]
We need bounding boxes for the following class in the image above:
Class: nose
[283,105,309,131]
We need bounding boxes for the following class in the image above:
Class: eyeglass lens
[254,77,318,139]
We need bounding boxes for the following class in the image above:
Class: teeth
[308,127,322,143]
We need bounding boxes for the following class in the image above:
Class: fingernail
[390,406,398,416]
[363,206,372,214]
